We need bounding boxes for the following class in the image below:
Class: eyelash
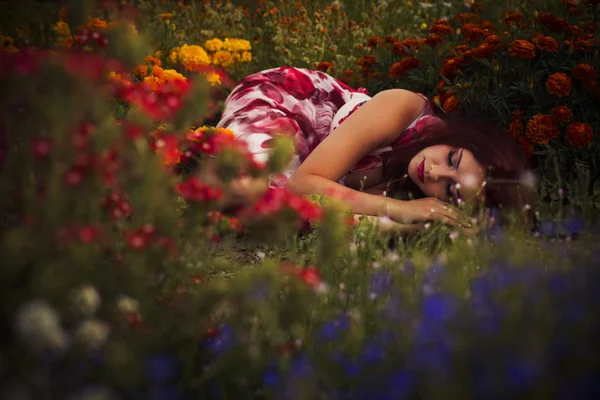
[446,150,456,199]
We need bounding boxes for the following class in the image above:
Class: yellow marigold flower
[169,44,210,71]
[54,21,71,37]
[204,38,224,52]
[58,6,67,21]
[0,35,18,53]
[86,18,108,30]
[143,66,187,90]
[241,51,252,63]
[159,12,174,20]
[107,71,132,87]
[206,72,221,86]
[211,50,232,67]
[106,21,138,35]
[222,38,251,52]
[145,55,162,66]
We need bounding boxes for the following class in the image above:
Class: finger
[429,208,472,228]
[431,200,472,225]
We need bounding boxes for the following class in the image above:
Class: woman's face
[407,145,486,204]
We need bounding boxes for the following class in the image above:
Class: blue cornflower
[288,353,313,379]
[565,216,585,235]
[506,359,538,389]
[385,370,415,400]
[148,386,189,400]
[539,220,557,236]
[409,339,452,373]
[559,374,600,399]
[421,293,457,324]
[263,367,280,386]
[360,341,385,364]
[206,325,235,355]
[370,270,392,295]
[381,293,409,323]
[144,353,181,384]
[319,314,350,341]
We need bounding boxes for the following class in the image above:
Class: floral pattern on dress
[217,66,441,191]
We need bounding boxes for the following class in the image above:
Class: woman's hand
[388,198,473,228]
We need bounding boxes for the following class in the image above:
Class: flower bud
[15,300,70,354]
[69,284,101,317]
[75,319,110,351]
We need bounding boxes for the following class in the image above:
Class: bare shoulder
[374,89,427,114]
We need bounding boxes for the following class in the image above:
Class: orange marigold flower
[430,22,454,36]
[566,122,594,148]
[509,40,536,59]
[145,55,162,66]
[503,11,524,25]
[536,12,571,32]
[526,114,559,144]
[454,12,481,24]
[532,34,559,52]
[367,36,385,48]
[573,39,595,53]
[572,63,597,81]
[546,72,572,97]
[463,23,485,41]
[551,105,573,123]
[440,56,464,78]
[512,109,525,121]
[469,43,495,59]
[392,38,425,55]
[424,35,444,47]
[507,119,523,139]
[454,44,470,54]
[518,136,535,158]
[389,56,421,79]
[443,95,459,112]
[315,61,334,73]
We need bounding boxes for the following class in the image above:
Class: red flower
[424,35,444,47]
[566,122,594,148]
[545,72,572,97]
[509,40,536,59]
[126,231,149,250]
[526,114,559,144]
[281,263,321,287]
[532,34,559,52]
[78,225,100,243]
[389,57,421,79]
[536,12,571,33]
[30,137,53,158]
[572,63,597,82]
[176,177,224,202]
[551,105,573,123]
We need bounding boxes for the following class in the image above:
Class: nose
[428,164,453,182]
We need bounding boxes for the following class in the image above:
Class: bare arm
[286,89,425,218]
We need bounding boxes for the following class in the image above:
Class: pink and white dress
[217,66,441,193]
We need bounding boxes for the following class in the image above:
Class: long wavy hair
[383,116,535,216]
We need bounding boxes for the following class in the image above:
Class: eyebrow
[454,149,464,200]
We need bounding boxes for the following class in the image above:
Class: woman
[212,66,532,233]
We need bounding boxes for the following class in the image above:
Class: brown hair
[384,116,535,215]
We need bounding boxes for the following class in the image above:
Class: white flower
[69,285,101,317]
[15,300,70,353]
[75,319,110,351]
[67,386,117,400]
[115,295,140,314]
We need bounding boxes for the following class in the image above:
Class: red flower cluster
[244,187,322,223]
[280,263,322,287]
[175,177,224,202]
[124,223,177,254]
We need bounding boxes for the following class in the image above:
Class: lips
[417,159,425,184]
